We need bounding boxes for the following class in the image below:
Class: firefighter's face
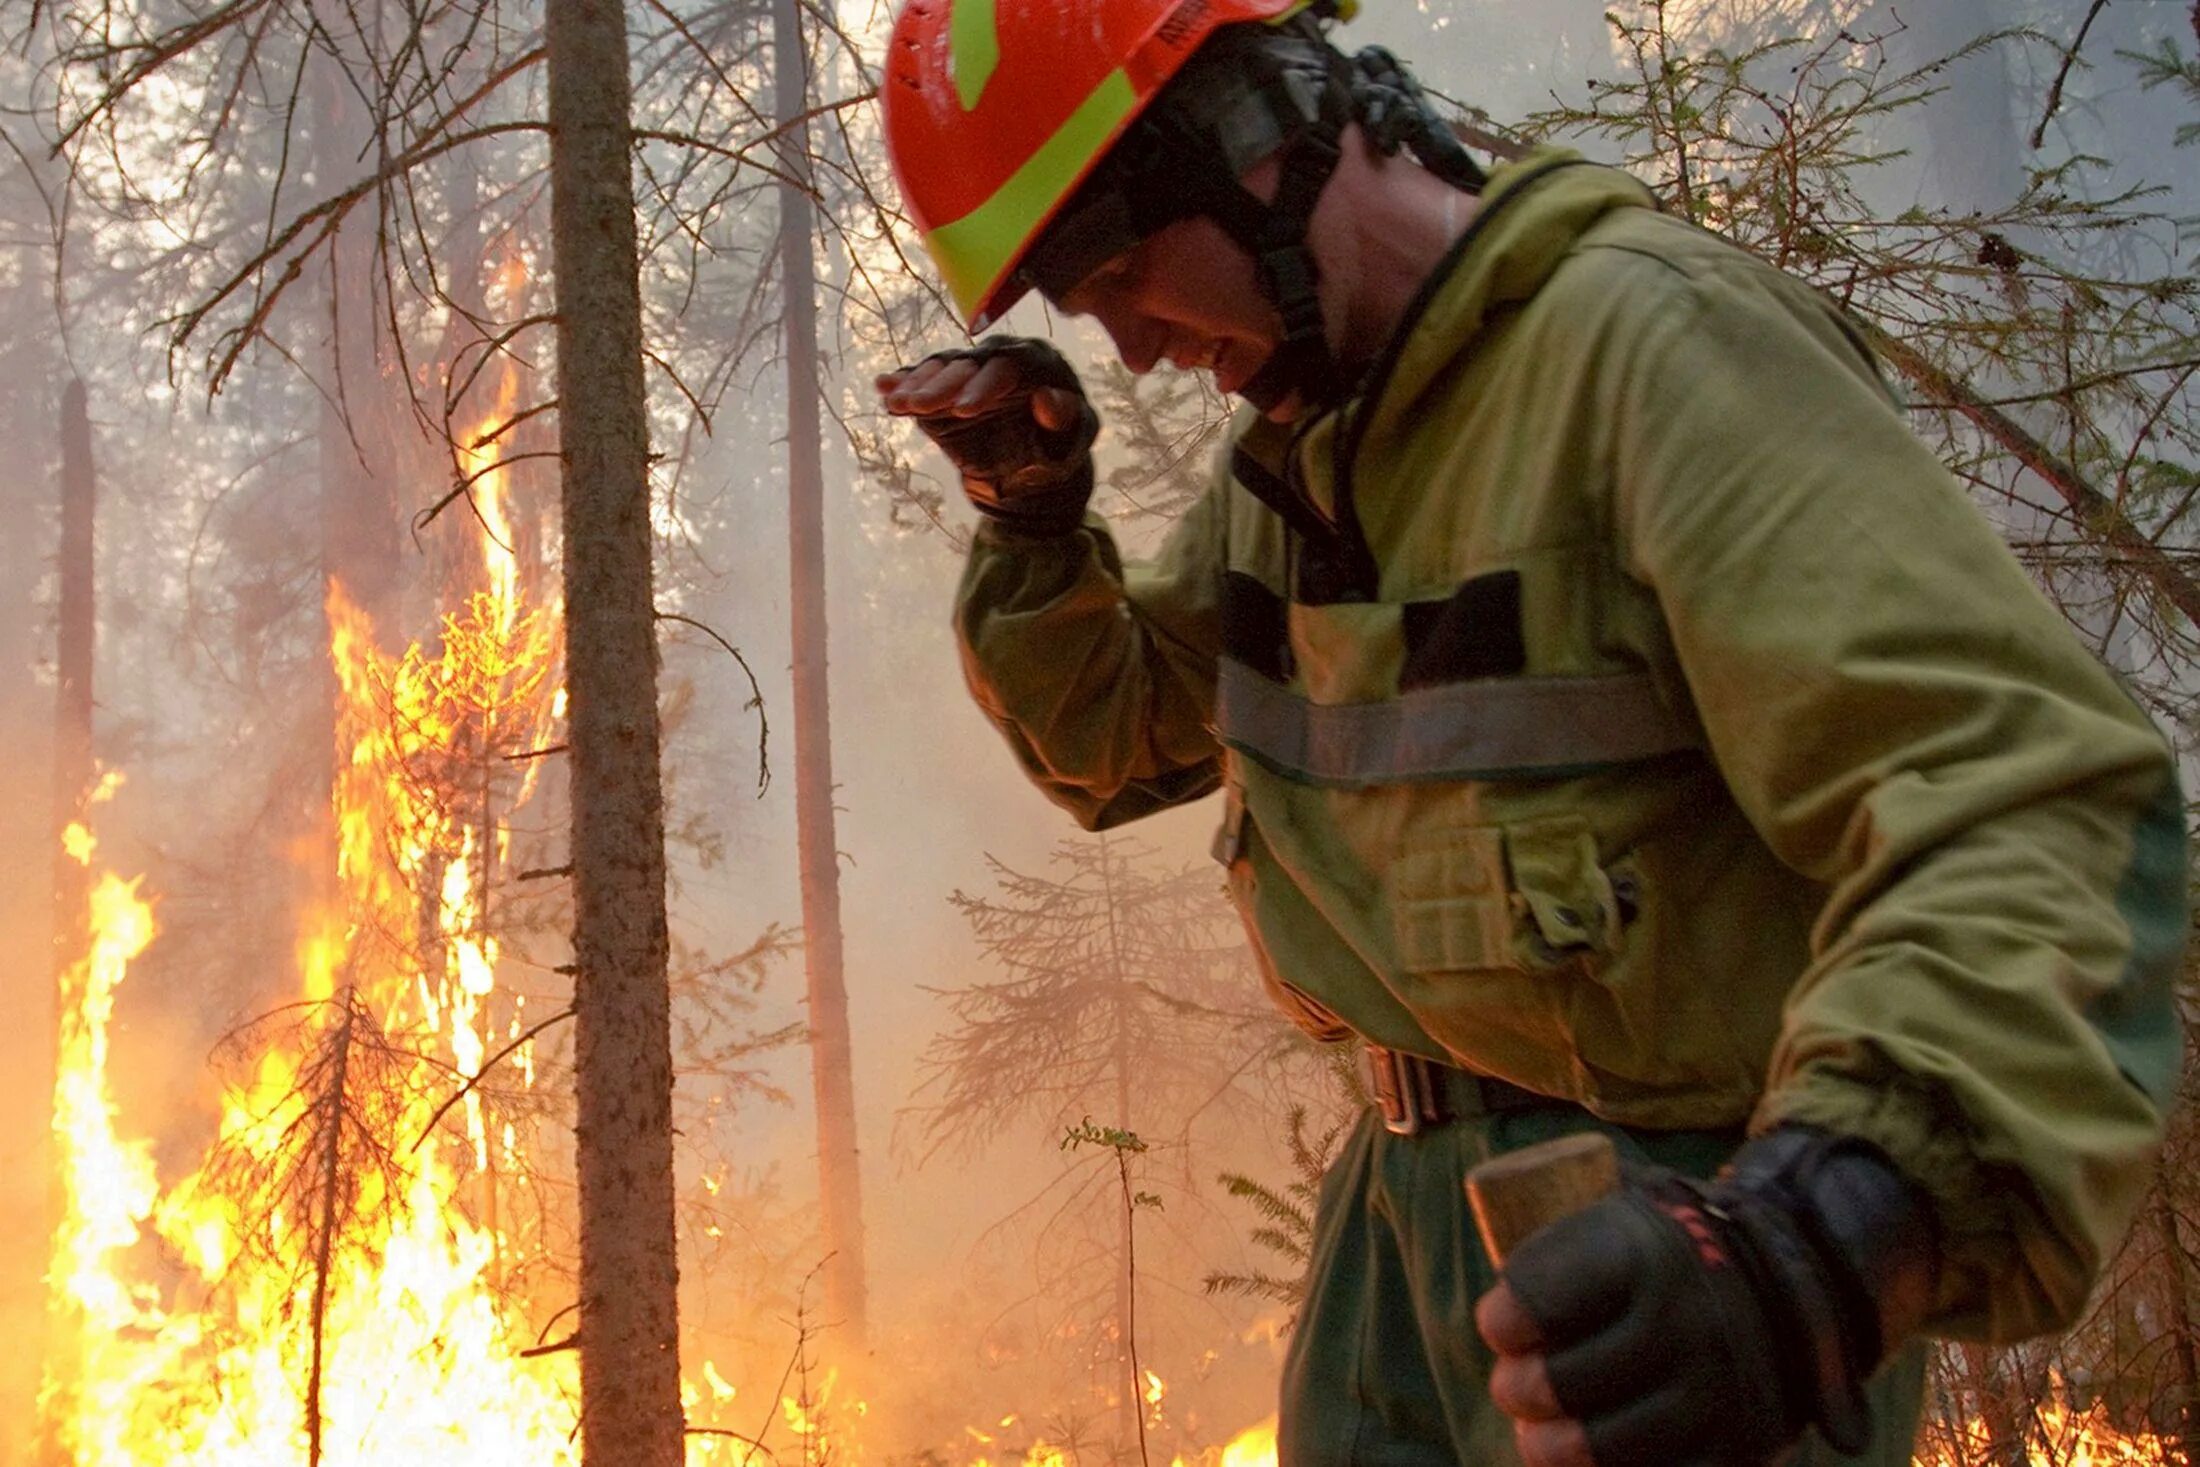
[1054,216,1306,421]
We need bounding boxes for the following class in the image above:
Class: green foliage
[901,834,1280,1161]
[2125,34,2200,148]
[1526,0,2200,725]
[1062,1117,1150,1155]
[1202,1105,1350,1313]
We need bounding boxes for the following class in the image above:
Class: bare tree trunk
[1956,1342,2018,1466]
[1097,839,1139,1459]
[315,66,403,636]
[36,378,96,1467]
[0,377,48,1467]
[774,0,868,1347]
[305,32,404,967]
[304,992,358,1467]
[51,378,94,1011]
[2154,1187,2200,1461]
[544,0,684,1459]
[1114,1039,1137,1458]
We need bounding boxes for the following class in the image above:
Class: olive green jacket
[953,153,2184,1341]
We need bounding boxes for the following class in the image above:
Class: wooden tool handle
[1466,1131,1620,1268]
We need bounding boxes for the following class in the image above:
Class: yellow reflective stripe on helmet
[928,69,1139,318]
[949,0,998,110]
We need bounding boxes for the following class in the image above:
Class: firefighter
[871,2,2186,1463]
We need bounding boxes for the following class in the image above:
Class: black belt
[1363,1043,1563,1136]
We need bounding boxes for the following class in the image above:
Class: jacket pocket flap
[1505,818,1622,955]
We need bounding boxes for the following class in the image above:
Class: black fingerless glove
[910,336,1099,537]
[1502,1126,1939,1467]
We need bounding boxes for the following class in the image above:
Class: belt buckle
[1365,1044,1436,1137]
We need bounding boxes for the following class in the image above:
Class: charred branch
[1864,321,2200,632]
[2031,0,2114,150]
[409,1005,575,1155]
[656,611,769,795]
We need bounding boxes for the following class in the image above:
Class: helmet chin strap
[1235,330,1326,417]
[1235,154,1339,415]
[1183,42,1355,414]
[1182,40,1488,416]
[1051,23,1488,416]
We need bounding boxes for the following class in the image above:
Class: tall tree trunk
[306,33,403,972]
[315,54,403,635]
[51,378,94,1018]
[38,378,96,1467]
[774,0,868,1347]
[544,0,684,1460]
[0,370,48,1467]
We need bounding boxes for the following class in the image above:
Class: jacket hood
[1226,151,1659,586]
[1364,150,1658,431]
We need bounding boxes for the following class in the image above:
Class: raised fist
[877,336,1099,536]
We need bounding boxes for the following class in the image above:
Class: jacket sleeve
[1610,253,2186,1342]
[952,481,1229,830]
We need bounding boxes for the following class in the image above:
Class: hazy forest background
[1,0,2197,1463]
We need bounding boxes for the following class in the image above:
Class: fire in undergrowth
[1915,1390,2189,1467]
[1160,1398,2190,1467]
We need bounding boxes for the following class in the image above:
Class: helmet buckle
[1277,66,1323,125]
[1258,247,1324,339]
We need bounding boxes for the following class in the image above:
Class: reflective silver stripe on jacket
[1215,657,1702,785]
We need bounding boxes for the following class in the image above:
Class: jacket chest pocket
[1393,816,1630,974]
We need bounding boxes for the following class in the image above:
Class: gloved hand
[1475,1127,1939,1467]
[875,336,1099,536]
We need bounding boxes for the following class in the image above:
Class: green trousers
[1277,1101,1927,1466]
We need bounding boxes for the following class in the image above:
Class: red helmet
[881,0,1323,330]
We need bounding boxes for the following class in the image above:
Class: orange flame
[1169,1416,1277,1467]
[36,368,625,1460]
[39,864,160,1464]
[1917,1392,2187,1467]
[1165,1400,2188,1467]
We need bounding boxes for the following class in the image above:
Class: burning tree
[191,994,423,1467]
[35,473,590,1463]
[24,37,698,1447]
[28,318,806,1464]
[36,376,98,1462]
[14,0,885,1443]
